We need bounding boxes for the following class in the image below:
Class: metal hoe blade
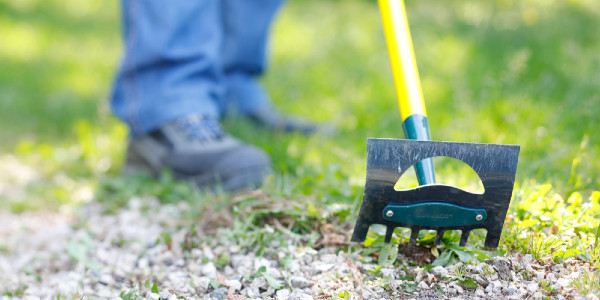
[351,138,520,248]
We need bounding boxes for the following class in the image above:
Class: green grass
[1,0,600,294]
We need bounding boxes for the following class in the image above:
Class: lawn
[1,0,599,297]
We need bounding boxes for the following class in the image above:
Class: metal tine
[385,226,394,243]
[460,230,471,247]
[434,230,445,246]
[409,228,419,245]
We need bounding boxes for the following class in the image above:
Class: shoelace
[175,114,224,142]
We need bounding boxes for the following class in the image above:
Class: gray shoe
[246,108,336,136]
[123,115,272,192]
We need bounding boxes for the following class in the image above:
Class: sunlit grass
[0,0,120,147]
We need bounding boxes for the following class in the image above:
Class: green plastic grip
[402,114,436,185]
[382,202,487,227]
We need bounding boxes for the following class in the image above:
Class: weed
[336,289,350,300]
[459,278,478,290]
[450,264,467,281]
[120,286,142,300]
[215,253,231,269]
[401,281,418,293]
[572,270,600,295]
[2,284,28,297]
[252,266,283,290]
[539,280,556,296]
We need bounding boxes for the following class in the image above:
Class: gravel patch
[0,197,596,299]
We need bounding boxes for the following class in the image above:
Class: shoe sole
[123,146,271,193]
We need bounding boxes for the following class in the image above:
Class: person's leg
[220,0,324,135]
[111,1,271,191]
[220,0,286,116]
[111,0,223,136]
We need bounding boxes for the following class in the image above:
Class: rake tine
[385,226,394,243]
[434,230,445,246]
[409,228,419,245]
[460,230,471,247]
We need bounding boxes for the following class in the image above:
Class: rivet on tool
[476,214,483,221]
[386,210,394,217]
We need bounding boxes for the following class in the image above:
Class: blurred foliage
[0,0,120,145]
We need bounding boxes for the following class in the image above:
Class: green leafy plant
[2,284,28,297]
[253,266,283,290]
[572,270,600,295]
[120,286,142,300]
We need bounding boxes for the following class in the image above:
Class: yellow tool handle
[378,0,426,121]
[378,0,436,185]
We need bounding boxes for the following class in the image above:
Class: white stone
[289,291,313,300]
[314,263,334,272]
[190,248,203,258]
[454,284,464,294]
[202,246,215,260]
[276,289,291,300]
[491,280,503,293]
[569,272,580,279]
[518,287,528,296]
[380,268,396,279]
[262,287,276,297]
[254,257,272,271]
[527,282,539,293]
[268,268,284,279]
[535,270,545,281]
[99,273,113,285]
[159,288,171,299]
[194,276,210,291]
[223,265,234,276]
[201,262,217,279]
[319,254,338,264]
[291,276,312,289]
[473,275,488,287]
[519,254,534,267]
[430,266,448,276]
[251,277,267,290]
[506,284,516,295]
[225,279,242,291]
[556,278,570,288]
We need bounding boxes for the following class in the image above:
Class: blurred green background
[0,0,598,211]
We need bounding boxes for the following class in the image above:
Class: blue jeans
[111,0,285,136]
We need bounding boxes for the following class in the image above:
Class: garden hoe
[351,0,520,248]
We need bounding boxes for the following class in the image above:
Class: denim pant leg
[111,0,223,136]
[221,0,287,116]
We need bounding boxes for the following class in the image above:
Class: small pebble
[430,266,448,276]
[527,281,539,293]
[291,276,312,289]
[210,287,227,300]
[289,291,313,300]
[276,289,291,300]
[0,197,590,299]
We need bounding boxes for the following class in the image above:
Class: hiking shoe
[245,108,336,136]
[123,115,272,192]
[247,108,315,135]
